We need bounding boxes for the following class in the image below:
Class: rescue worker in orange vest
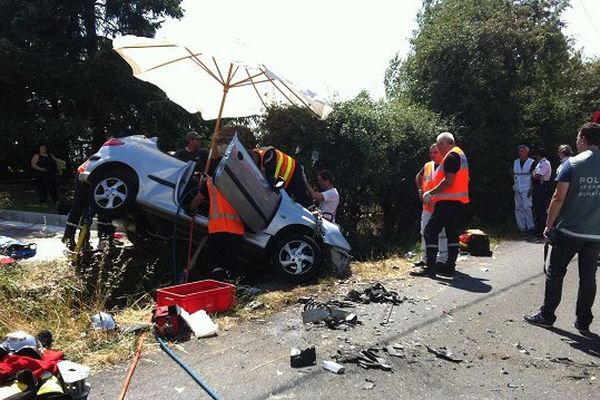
[253,147,312,207]
[413,143,448,269]
[411,132,469,278]
[189,131,246,281]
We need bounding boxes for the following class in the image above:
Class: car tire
[89,168,138,219]
[272,233,322,283]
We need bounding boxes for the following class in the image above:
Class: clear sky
[157,0,600,101]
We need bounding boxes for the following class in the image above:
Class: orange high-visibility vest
[421,161,440,212]
[430,146,470,204]
[254,147,296,188]
[206,178,245,235]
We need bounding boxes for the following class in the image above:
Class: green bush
[260,94,447,256]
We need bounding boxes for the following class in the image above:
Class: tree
[385,0,586,226]
[261,94,446,249]
[0,0,211,175]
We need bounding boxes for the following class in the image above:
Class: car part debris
[322,360,345,374]
[384,345,404,358]
[424,345,463,363]
[120,323,151,335]
[290,346,317,368]
[244,300,265,311]
[345,282,405,305]
[301,299,358,329]
[363,378,376,390]
[514,342,530,355]
[336,348,392,371]
[237,285,262,298]
[298,297,354,308]
[549,356,574,364]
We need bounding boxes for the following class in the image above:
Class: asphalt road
[88,239,599,400]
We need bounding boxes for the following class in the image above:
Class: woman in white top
[304,169,340,222]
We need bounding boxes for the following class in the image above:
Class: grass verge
[0,248,413,369]
[0,257,153,369]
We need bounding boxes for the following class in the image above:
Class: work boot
[412,260,426,268]
[409,266,436,277]
[62,235,75,251]
[62,224,77,251]
[441,247,459,275]
[574,321,591,335]
[523,312,553,328]
[436,261,455,277]
[410,248,438,278]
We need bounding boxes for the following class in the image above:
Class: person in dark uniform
[411,132,470,278]
[174,131,209,171]
[62,172,115,251]
[525,123,600,333]
[253,147,311,207]
[30,143,58,203]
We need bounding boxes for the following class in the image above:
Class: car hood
[321,218,351,252]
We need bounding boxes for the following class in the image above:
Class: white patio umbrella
[113,35,333,164]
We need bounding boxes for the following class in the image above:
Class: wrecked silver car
[78,135,351,282]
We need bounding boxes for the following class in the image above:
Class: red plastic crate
[156,280,236,314]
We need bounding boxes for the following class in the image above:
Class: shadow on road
[435,271,492,293]
[549,326,600,358]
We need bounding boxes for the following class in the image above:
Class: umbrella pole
[203,86,229,173]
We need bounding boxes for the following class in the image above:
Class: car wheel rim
[279,240,315,275]
[94,177,128,210]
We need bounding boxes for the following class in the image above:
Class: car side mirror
[273,177,285,192]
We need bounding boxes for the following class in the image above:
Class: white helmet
[90,312,117,331]
[0,331,44,359]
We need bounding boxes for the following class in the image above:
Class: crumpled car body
[78,135,351,282]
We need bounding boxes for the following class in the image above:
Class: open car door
[214,135,281,233]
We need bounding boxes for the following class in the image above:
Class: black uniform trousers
[532,180,550,234]
[206,232,243,279]
[37,174,58,203]
[63,179,114,242]
[540,236,600,327]
[424,201,463,270]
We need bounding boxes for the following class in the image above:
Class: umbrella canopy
[112,35,333,121]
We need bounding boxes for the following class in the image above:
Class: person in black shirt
[174,131,209,170]
[30,143,58,203]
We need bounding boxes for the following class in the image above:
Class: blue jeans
[540,236,600,327]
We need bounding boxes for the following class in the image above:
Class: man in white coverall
[511,145,535,232]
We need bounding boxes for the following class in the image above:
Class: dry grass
[218,255,413,326]
[0,253,414,368]
[351,255,412,280]
[0,258,153,369]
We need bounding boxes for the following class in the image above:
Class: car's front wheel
[271,233,322,283]
[90,168,138,219]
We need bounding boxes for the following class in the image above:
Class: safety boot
[410,248,438,278]
[437,247,459,276]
